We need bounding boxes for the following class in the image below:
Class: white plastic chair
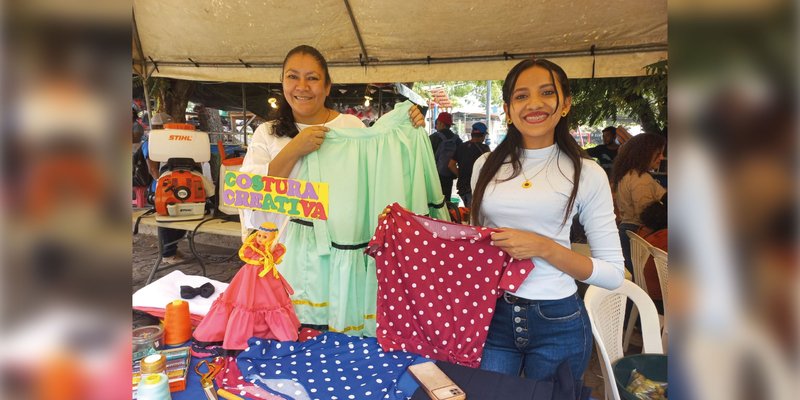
[585,280,664,400]
[650,247,668,350]
[623,230,657,350]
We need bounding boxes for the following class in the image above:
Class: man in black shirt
[586,126,619,176]
[448,122,490,207]
[429,112,459,201]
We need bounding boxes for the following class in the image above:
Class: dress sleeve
[241,122,275,175]
[272,243,286,264]
[577,161,625,289]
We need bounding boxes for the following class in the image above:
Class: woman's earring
[506,117,513,125]
[561,111,568,117]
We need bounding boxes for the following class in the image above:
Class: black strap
[428,198,445,209]
[290,218,313,227]
[333,242,369,250]
[133,209,156,235]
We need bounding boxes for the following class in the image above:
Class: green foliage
[568,60,667,135]
[133,75,170,112]
[414,80,503,108]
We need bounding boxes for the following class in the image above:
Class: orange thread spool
[163,300,191,345]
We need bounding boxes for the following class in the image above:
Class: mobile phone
[408,362,466,400]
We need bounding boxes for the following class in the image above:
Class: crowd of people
[133,44,666,387]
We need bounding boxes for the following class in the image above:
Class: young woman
[470,58,624,382]
[610,132,666,273]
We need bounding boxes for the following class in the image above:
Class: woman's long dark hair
[609,133,666,192]
[272,45,334,138]
[470,58,587,228]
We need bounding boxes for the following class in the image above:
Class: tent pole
[142,44,667,69]
[485,80,491,140]
[343,0,369,63]
[378,88,383,117]
[132,10,154,127]
[241,83,247,146]
[141,71,152,127]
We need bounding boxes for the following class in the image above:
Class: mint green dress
[277,101,449,336]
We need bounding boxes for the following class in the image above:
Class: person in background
[448,122,490,207]
[636,194,667,309]
[610,132,666,274]
[429,112,460,202]
[471,58,624,383]
[132,107,144,149]
[586,126,619,176]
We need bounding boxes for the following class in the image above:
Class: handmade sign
[221,171,328,220]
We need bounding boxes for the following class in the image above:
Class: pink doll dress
[193,243,300,350]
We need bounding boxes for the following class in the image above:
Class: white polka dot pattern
[237,333,421,399]
[366,203,535,368]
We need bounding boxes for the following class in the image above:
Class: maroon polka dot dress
[367,203,535,367]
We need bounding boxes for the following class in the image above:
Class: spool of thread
[163,300,191,345]
[140,354,166,375]
[217,389,244,400]
[136,372,172,400]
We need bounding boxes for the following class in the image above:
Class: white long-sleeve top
[239,114,364,230]
[471,145,624,299]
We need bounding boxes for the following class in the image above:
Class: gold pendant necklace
[520,147,556,189]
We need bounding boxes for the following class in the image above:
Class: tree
[414,80,503,109]
[133,76,196,122]
[568,61,667,136]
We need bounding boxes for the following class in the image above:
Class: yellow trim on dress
[292,299,329,307]
[328,324,365,333]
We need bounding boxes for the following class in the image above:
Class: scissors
[195,357,224,400]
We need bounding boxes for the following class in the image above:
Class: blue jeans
[618,223,640,275]
[158,227,186,257]
[459,192,472,208]
[479,292,593,383]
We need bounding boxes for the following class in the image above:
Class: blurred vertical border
[0,0,133,399]
[670,0,798,399]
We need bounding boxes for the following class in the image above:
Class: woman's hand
[408,105,426,128]
[288,126,329,156]
[491,228,594,281]
[490,228,555,260]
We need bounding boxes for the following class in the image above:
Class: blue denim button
[513,306,521,312]
[514,317,522,323]
[515,326,523,333]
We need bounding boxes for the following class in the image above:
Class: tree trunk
[162,79,196,123]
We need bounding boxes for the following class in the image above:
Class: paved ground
[132,232,240,327]
[131,231,616,397]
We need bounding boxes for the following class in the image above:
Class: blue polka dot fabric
[238,333,424,400]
